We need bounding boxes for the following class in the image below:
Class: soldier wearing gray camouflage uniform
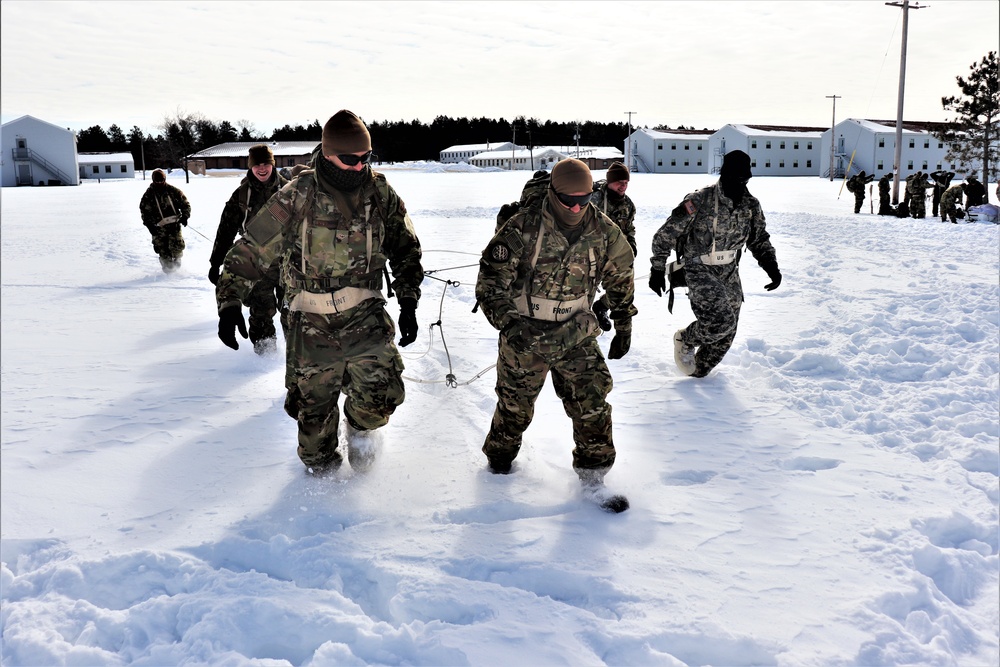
[139,169,191,272]
[649,150,781,378]
[216,110,423,475]
[590,162,637,332]
[476,158,637,511]
[940,182,966,223]
[209,145,289,355]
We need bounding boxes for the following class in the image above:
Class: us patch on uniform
[268,201,291,224]
[488,242,511,263]
[684,200,697,215]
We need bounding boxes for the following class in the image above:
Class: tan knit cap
[551,158,592,194]
[322,110,372,155]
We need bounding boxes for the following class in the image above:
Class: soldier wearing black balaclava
[649,150,781,378]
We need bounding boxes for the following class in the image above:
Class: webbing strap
[288,287,383,314]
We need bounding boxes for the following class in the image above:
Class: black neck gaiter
[317,156,370,193]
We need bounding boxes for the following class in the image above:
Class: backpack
[495,170,550,230]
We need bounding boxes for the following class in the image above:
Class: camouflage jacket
[590,180,637,255]
[139,183,191,227]
[650,182,776,274]
[941,184,965,208]
[209,170,288,268]
[216,166,423,314]
[477,195,637,349]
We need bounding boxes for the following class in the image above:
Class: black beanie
[322,110,372,155]
[151,169,166,183]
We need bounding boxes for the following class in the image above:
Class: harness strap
[288,287,384,315]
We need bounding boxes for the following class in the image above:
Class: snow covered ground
[2,164,998,666]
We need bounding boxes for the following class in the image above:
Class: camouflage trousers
[283,300,405,468]
[149,223,185,261]
[853,191,865,214]
[483,335,615,471]
[243,263,284,344]
[679,265,744,377]
[910,194,927,218]
[941,200,961,223]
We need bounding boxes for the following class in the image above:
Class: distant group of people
[848,169,989,223]
[135,114,787,513]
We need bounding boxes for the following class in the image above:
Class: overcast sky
[2,0,997,138]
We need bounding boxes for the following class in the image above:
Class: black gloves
[218,304,248,350]
[649,268,666,297]
[592,300,613,332]
[501,319,537,354]
[608,328,631,360]
[397,297,418,347]
[762,259,782,291]
[208,265,221,286]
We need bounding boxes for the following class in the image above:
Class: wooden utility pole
[885,0,927,204]
[625,111,636,171]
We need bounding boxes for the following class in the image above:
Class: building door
[17,164,32,185]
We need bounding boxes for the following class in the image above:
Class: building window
[92,166,99,174]
[232,159,240,168]
[105,165,112,173]
[120,165,127,173]
[938,142,943,148]
[794,141,799,149]
[697,144,702,150]
[936,163,942,170]
[657,143,662,150]
[908,139,914,148]
[752,160,758,168]
[793,161,799,168]
[780,141,785,150]
[766,141,772,149]
[907,160,914,169]
[671,159,676,166]
[807,160,812,168]
[671,143,676,150]
[922,161,928,170]
[765,160,771,168]
[697,160,702,166]
[879,138,885,148]
[658,160,663,166]
[779,160,785,168]
[877,161,883,170]
[924,140,929,148]
[751,140,757,149]
[684,160,689,166]
[808,142,813,149]
[684,143,690,150]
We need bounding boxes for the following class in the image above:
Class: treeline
[74,112,654,170]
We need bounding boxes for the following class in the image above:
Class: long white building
[440,142,520,164]
[707,124,825,177]
[627,128,713,174]
[78,152,135,180]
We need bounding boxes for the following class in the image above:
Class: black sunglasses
[554,190,593,208]
[338,150,373,166]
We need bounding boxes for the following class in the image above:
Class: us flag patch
[683,200,697,215]
[268,201,291,225]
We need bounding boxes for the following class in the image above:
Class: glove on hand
[397,297,418,347]
[208,265,221,286]
[218,304,248,350]
[592,299,613,332]
[762,260,782,291]
[502,319,537,354]
[649,268,666,297]
[180,217,188,227]
[607,329,631,360]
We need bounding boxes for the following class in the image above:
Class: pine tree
[939,51,999,200]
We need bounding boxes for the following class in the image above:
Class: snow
[2,165,998,666]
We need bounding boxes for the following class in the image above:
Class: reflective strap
[288,287,383,314]
[514,292,589,322]
[699,249,738,265]
[157,215,180,227]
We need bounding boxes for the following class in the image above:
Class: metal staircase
[12,147,73,185]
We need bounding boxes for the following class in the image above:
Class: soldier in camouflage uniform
[930,170,955,217]
[878,173,893,215]
[940,182,966,223]
[590,162,637,331]
[209,145,289,355]
[847,171,873,214]
[649,150,781,378]
[216,110,424,475]
[476,158,636,510]
[907,171,929,219]
[139,169,191,272]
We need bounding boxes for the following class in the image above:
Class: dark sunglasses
[338,150,373,166]
[554,191,593,208]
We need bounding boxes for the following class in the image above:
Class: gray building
[1,115,80,186]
